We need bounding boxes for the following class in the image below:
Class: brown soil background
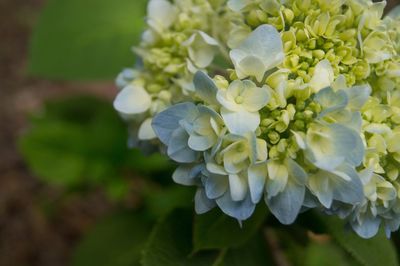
[0,1,399,266]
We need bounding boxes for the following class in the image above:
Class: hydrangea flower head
[114,0,400,239]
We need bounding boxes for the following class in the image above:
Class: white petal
[221,108,260,135]
[113,85,151,115]
[248,163,267,203]
[184,32,218,68]
[188,134,216,151]
[138,118,157,140]
[265,181,305,224]
[309,59,334,92]
[237,56,267,82]
[241,83,270,112]
[227,0,250,12]
[230,24,284,81]
[147,0,177,32]
[229,174,248,201]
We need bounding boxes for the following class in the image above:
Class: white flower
[265,159,307,224]
[216,80,270,135]
[113,85,151,115]
[304,123,364,171]
[230,24,284,82]
[183,31,219,69]
[308,164,363,208]
[220,133,268,174]
[309,59,334,92]
[147,0,178,33]
[138,118,157,140]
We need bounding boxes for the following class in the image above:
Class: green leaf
[19,96,171,190]
[29,0,147,80]
[324,217,399,266]
[193,204,268,252]
[141,209,219,266]
[72,211,152,266]
[218,234,273,266]
[144,186,195,218]
[304,242,355,266]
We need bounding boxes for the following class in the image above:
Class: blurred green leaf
[193,205,268,252]
[144,186,195,218]
[218,234,273,266]
[324,217,398,266]
[19,96,171,191]
[72,211,151,266]
[304,242,354,266]
[141,209,219,266]
[29,0,147,80]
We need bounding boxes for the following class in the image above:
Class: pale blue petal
[346,84,371,111]
[387,5,400,18]
[195,188,216,214]
[248,163,267,203]
[227,0,250,11]
[205,174,229,199]
[167,128,199,163]
[345,130,365,167]
[172,164,203,186]
[193,71,219,105]
[314,87,348,117]
[351,216,381,239]
[216,192,256,220]
[152,102,197,145]
[303,191,319,208]
[331,164,364,205]
[316,189,334,208]
[266,178,286,198]
[287,159,307,185]
[308,173,333,208]
[265,181,305,224]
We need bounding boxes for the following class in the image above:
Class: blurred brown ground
[0,0,399,266]
[0,1,115,265]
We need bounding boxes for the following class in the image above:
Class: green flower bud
[268,131,280,144]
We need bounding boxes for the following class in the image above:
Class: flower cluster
[114,0,400,238]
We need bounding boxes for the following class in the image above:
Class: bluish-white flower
[230,24,284,82]
[113,85,152,115]
[265,159,308,224]
[309,59,334,92]
[146,0,178,33]
[183,31,219,69]
[216,80,270,135]
[308,164,364,209]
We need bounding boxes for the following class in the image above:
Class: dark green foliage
[19,96,171,198]
[72,211,151,266]
[193,204,268,251]
[141,209,219,266]
[324,216,399,266]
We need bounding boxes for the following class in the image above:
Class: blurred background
[1,0,400,266]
